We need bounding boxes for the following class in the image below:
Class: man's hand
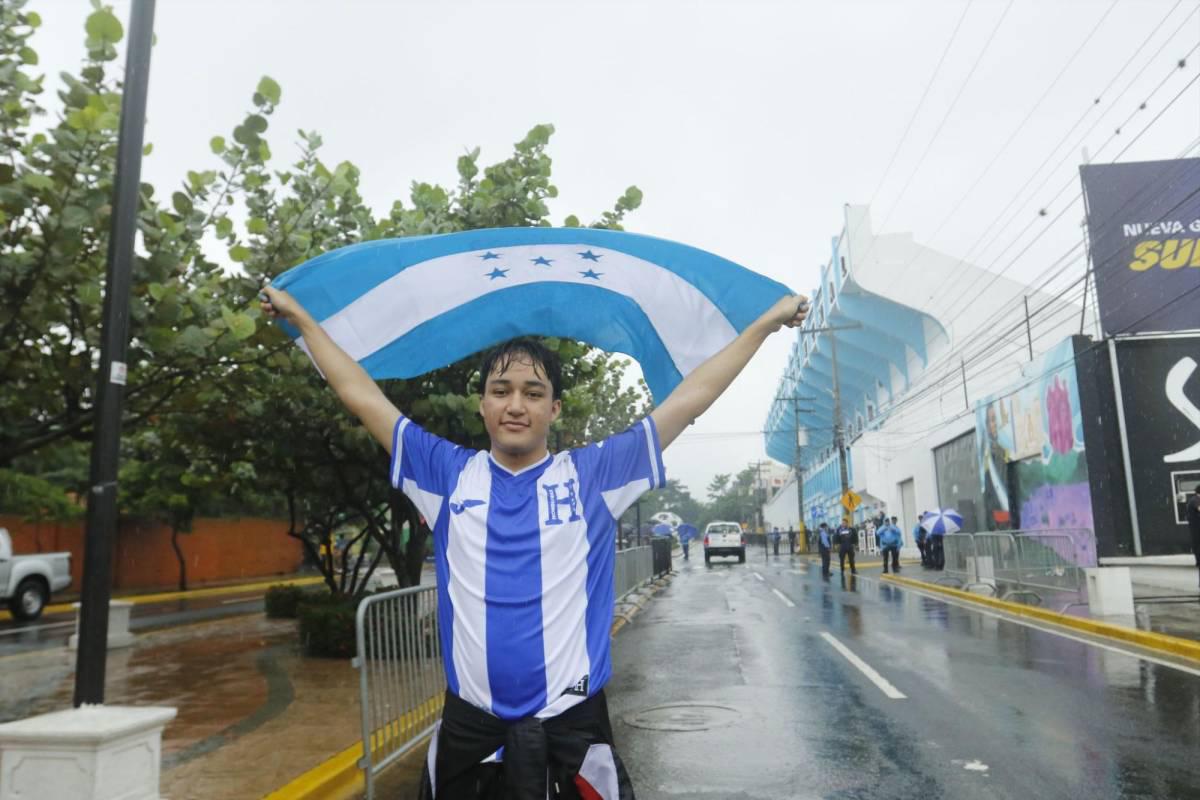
[260,285,307,325]
[759,294,809,332]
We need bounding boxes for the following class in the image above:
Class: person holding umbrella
[677,522,699,561]
[922,509,965,571]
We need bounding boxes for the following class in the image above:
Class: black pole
[73,0,157,708]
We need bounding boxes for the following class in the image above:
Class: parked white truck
[0,527,72,621]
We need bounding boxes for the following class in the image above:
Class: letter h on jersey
[543,479,582,526]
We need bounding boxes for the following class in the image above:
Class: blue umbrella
[921,509,964,535]
[652,523,673,537]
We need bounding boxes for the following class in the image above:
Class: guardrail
[935,529,1091,611]
[615,545,654,600]
[354,585,444,800]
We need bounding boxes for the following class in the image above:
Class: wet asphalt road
[0,592,266,657]
[608,555,1200,800]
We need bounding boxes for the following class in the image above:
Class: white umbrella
[920,509,964,535]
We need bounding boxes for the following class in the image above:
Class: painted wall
[974,338,1097,565]
[0,515,303,593]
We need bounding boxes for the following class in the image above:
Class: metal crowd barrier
[615,545,654,600]
[355,585,445,800]
[936,529,1090,610]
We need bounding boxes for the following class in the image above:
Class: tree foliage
[0,1,651,594]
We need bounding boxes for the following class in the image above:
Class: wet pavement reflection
[609,555,1200,799]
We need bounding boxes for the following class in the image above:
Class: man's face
[986,405,998,438]
[479,355,561,461]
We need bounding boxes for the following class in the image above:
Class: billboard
[1080,158,1200,336]
[1115,336,1200,555]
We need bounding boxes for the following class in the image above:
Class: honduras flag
[271,227,792,401]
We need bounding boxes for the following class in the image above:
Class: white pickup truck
[0,527,72,621]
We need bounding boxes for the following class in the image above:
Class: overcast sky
[30,0,1200,498]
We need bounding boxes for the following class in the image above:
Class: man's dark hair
[478,338,563,400]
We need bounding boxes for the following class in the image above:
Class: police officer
[817,522,833,577]
[835,518,858,575]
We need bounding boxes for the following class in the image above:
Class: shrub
[264,584,307,619]
[297,594,358,658]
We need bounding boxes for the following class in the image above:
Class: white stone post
[0,706,177,800]
[69,601,135,651]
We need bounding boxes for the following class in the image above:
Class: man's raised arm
[650,294,808,450]
[260,286,401,453]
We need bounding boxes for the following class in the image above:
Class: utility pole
[73,0,156,708]
[829,331,851,517]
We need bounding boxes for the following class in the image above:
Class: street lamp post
[74,0,157,707]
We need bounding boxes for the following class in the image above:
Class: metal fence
[354,585,445,800]
[936,529,1091,611]
[615,545,654,600]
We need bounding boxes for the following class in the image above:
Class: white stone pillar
[0,706,177,800]
[69,601,135,651]
[1086,567,1135,616]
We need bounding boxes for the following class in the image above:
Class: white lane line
[771,588,796,608]
[221,597,257,605]
[820,631,907,699]
[0,621,75,637]
[752,572,764,582]
[888,580,1200,679]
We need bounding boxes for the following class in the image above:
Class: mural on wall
[976,339,1093,537]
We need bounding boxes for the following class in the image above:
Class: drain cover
[624,703,740,732]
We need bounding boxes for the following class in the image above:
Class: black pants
[773,539,780,556]
[881,545,899,573]
[839,547,856,573]
[819,545,831,575]
[917,540,927,565]
[930,537,945,570]
[1192,530,1199,584]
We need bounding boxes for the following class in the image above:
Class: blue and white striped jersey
[389,414,666,722]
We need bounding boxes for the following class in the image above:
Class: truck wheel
[10,578,47,621]
[737,551,746,564]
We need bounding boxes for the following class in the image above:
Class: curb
[0,575,325,622]
[267,573,674,799]
[882,574,1200,664]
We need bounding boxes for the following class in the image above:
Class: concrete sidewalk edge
[264,572,674,799]
[883,573,1200,664]
[0,575,326,621]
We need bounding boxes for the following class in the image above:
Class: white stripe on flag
[313,244,737,377]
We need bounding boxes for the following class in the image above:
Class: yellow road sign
[841,490,862,512]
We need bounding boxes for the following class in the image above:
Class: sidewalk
[0,612,363,800]
[795,555,1200,645]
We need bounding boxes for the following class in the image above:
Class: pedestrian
[261,285,807,799]
[1187,486,1200,588]
[878,516,903,574]
[678,523,698,561]
[787,527,797,555]
[817,522,832,577]
[771,526,781,557]
[929,528,946,571]
[914,512,929,567]
[835,518,858,575]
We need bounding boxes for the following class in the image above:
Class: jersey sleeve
[388,414,466,528]
[576,417,667,519]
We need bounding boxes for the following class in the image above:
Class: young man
[260,286,806,799]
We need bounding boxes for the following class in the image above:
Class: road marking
[752,572,764,582]
[771,588,796,608]
[885,579,1200,679]
[221,597,257,605]
[820,631,907,699]
[0,621,74,637]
